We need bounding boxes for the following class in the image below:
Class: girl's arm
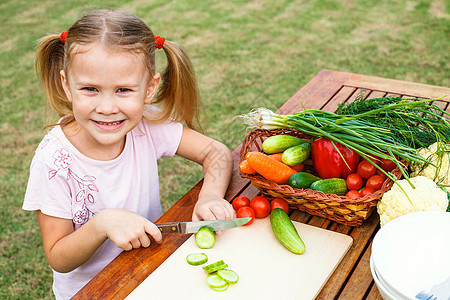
[176,127,235,223]
[36,208,162,273]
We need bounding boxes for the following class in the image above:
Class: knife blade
[156,217,251,234]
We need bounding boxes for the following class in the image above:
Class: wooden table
[73,69,450,299]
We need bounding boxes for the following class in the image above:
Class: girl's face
[61,43,160,160]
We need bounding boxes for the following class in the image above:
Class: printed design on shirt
[48,148,98,225]
[39,138,50,150]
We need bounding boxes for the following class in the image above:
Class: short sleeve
[139,118,183,159]
[23,159,73,220]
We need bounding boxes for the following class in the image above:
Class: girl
[23,9,235,299]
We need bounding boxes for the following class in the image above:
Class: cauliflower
[377,176,448,227]
[410,142,450,193]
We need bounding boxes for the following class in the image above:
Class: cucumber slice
[217,269,239,284]
[195,226,216,249]
[206,274,227,289]
[186,253,208,266]
[202,260,228,274]
[211,283,229,292]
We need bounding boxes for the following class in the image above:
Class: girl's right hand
[94,208,162,251]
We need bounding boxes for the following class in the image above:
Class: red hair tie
[154,36,165,49]
[60,32,68,43]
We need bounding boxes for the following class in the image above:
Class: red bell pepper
[311,137,361,179]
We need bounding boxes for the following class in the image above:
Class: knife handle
[156,222,181,234]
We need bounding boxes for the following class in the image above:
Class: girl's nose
[95,95,119,115]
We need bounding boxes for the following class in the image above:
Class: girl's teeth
[97,121,121,125]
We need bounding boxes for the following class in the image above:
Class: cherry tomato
[232,196,250,212]
[236,206,255,225]
[360,187,376,197]
[357,160,377,179]
[380,158,396,172]
[250,196,271,218]
[346,173,364,190]
[365,154,380,165]
[270,198,289,214]
[366,175,384,191]
[346,190,361,199]
[376,169,388,180]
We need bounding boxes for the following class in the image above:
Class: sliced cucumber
[217,269,239,284]
[186,253,208,266]
[211,283,229,292]
[202,260,228,274]
[206,274,227,288]
[195,226,215,249]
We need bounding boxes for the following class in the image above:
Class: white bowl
[370,255,399,300]
[371,211,450,299]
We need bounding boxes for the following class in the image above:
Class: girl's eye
[82,87,98,93]
[117,88,131,93]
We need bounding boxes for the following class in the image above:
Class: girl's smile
[60,43,160,160]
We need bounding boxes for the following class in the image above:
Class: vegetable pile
[239,95,450,225]
[240,96,450,185]
[240,133,395,197]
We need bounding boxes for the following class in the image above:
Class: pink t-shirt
[23,115,183,299]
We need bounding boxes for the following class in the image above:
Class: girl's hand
[94,209,162,251]
[192,195,236,234]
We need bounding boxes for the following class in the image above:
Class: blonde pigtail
[155,40,203,131]
[35,34,73,120]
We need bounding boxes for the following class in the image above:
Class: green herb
[336,95,450,149]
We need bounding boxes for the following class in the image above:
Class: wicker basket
[239,128,405,227]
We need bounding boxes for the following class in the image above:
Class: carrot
[269,153,303,172]
[239,159,256,174]
[268,153,283,162]
[246,151,297,185]
[291,162,304,172]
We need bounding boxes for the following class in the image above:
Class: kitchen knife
[156,217,251,234]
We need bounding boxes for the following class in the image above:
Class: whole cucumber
[310,178,348,195]
[282,143,311,166]
[262,135,305,154]
[270,208,305,254]
[288,172,321,189]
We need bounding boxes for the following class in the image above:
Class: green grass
[1,0,449,298]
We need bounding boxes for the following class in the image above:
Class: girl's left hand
[192,196,235,234]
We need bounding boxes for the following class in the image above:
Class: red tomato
[270,198,289,214]
[366,175,384,191]
[236,206,255,225]
[250,196,271,218]
[380,158,396,172]
[376,169,388,180]
[346,173,364,190]
[360,187,376,197]
[357,160,377,179]
[346,190,361,199]
[365,154,380,165]
[232,196,250,212]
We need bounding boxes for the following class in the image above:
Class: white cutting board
[126,218,353,300]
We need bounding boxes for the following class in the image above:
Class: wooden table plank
[345,72,450,101]
[73,69,450,299]
[339,241,376,299]
[316,213,379,299]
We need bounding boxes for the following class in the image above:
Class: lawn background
[0,0,448,298]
